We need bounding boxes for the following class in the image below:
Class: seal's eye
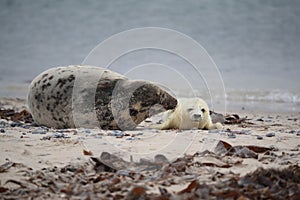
[201,108,206,113]
[187,108,194,112]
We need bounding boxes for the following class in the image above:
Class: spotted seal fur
[27,65,177,130]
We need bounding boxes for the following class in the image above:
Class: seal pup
[151,98,222,130]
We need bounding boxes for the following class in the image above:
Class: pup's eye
[187,108,194,112]
[201,108,206,113]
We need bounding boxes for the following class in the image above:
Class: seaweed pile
[0,108,33,124]
[1,149,299,199]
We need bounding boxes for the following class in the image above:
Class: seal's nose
[193,114,202,119]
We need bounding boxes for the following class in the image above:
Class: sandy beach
[0,97,299,199]
[1,0,300,199]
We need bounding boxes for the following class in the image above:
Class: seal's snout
[193,113,202,119]
[158,91,177,111]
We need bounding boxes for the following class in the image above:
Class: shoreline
[0,80,300,114]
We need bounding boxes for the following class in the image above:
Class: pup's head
[184,98,209,122]
[187,106,207,122]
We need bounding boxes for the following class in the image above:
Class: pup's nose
[193,114,202,119]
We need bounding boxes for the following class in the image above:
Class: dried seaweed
[210,111,249,125]
[82,149,93,156]
[0,108,33,123]
[224,114,247,124]
[214,140,272,159]
[0,152,299,199]
[0,161,26,173]
[0,162,15,173]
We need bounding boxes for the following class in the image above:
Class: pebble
[290,147,299,151]
[56,129,67,133]
[241,130,253,135]
[40,126,50,131]
[117,170,130,177]
[40,136,51,140]
[269,145,279,151]
[111,131,124,137]
[126,137,135,141]
[52,133,70,138]
[10,121,22,127]
[21,125,32,129]
[208,130,219,134]
[266,132,275,137]
[0,129,5,133]
[257,135,263,140]
[32,128,47,134]
[154,154,168,163]
[0,120,8,127]
[84,129,91,134]
[228,133,236,139]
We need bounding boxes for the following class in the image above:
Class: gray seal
[27,65,177,130]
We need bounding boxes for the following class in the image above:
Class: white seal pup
[152,98,222,130]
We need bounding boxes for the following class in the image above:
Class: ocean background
[0,0,299,113]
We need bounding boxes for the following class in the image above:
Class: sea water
[0,0,299,113]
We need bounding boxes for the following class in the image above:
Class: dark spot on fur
[55,78,67,88]
[46,104,50,111]
[55,75,74,89]
[42,73,48,79]
[48,75,54,80]
[34,94,42,101]
[130,109,138,116]
[68,74,75,82]
[41,83,51,91]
